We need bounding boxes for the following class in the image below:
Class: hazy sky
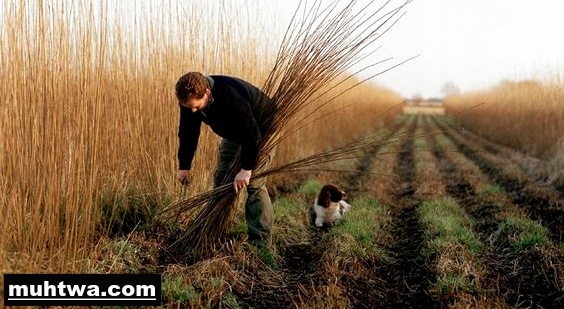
[275,0,564,98]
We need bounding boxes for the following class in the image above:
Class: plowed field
[152,114,563,308]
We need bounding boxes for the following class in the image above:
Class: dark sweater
[177,75,273,171]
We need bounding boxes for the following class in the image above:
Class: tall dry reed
[444,79,564,164]
[0,0,276,272]
[272,77,403,166]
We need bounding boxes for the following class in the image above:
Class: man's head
[176,71,211,112]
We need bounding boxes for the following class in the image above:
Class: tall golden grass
[273,78,404,166]
[1,0,404,273]
[444,79,564,165]
[0,0,274,272]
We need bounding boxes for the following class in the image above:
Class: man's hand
[177,170,191,186]
[234,169,252,193]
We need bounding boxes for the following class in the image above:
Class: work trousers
[213,138,273,246]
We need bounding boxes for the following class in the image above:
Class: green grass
[273,178,323,230]
[271,181,315,248]
[435,133,454,148]
[273,183,392,262]
[431,273,476,298]
[228,178,322,240]
[257,246,278,269]
[497,216,549,253]
[226,219,248,239]
[418,198,483,301]
[413,136,429,151]
[296,179,323,198]
[419,198,483,255]
[330,195,391,261]
[99,185,169,236]
[273,196,309,226]
[221,293,242,309]
[161,275,200,304]
[93,239,143,273]
[480,184,503,196]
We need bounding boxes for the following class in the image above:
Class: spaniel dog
[313,184,351,227]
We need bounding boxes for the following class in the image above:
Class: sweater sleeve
[240,126,261,170]
[177,106,202,170]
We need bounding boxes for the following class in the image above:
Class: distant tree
[441,82,460,97]
[412,93,423,105]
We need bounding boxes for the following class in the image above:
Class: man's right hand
[177,170,191,185]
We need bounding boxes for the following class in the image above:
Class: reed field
[443,79,564,170]
[1,1,563,308]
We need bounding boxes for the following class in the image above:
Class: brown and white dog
[313,184,351,227]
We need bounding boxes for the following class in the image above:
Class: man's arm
[178,107,202,173]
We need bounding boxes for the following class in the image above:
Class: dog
[313,184,351,227]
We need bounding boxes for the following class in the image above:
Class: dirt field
[146,114,562,308]
[263,114,560,308]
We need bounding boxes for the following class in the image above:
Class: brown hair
[175,71,208,100]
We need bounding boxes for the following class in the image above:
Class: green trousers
[214,138,273,246]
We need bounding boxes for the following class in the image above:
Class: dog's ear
[317,185,333,208]
[327,184,344,202]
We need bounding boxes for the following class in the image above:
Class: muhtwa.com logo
[4,273,161,306]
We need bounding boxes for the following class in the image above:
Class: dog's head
[317,184,346,208]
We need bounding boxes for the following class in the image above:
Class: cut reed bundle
[160,123,416,220]
[159,0,413,252]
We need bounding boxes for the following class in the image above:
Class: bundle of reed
[159,0,413,252]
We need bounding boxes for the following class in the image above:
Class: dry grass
[444,79,564,165]
[0,0,275,272]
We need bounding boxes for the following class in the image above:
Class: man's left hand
[234,169,252,193]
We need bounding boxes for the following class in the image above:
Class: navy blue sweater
[177,75,273,171]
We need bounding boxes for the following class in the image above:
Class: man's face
[179,89,210,112]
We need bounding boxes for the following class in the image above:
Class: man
[175,71,275,248]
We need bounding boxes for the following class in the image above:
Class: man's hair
[175,71,208,100]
